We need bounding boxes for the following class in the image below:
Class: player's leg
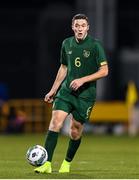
[45,110,69,161]
[59,99,95,173]
[59,118,84,173]
[34,98,72,173]
[34,110,68,173]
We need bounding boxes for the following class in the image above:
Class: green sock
[65,138,81,162]
[44,130,59,162]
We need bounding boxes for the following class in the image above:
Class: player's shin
[44,130,59,162]
[59,138,81,173]
[65,138,81,162]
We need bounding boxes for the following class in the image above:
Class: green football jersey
[56,35,107,102]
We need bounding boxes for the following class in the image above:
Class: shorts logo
[83,50,90,58]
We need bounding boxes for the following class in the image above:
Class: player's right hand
[44,91,55,103]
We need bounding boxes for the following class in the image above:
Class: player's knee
[49,118,63,131]
[70,129,81,140]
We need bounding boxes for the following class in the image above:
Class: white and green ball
[26,145,48,166]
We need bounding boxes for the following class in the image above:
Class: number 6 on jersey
[75,57,81,67]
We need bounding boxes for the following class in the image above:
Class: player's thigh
[49,98,72,131]
[49,110,68,131]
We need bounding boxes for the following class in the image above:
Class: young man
[34,14,108,174]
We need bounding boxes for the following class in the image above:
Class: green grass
[0,133,139,179]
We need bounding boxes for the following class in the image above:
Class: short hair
[72,14,89,24]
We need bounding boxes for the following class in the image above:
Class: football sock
[65,138,81,162]
[44,130,59,162]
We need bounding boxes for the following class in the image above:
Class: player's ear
[71,24,74,31]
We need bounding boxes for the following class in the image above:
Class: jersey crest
[83,50,90,58]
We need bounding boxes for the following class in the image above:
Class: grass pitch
[0,133,139,179]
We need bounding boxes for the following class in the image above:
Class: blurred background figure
[0,82,9,113]
[0,83,9,102]
[0,83,9,133]
[6,107,26,134]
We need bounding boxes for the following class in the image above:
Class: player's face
[72,19,89,41]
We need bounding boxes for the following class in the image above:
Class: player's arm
[45,64,67,103]
[82,64,108,82]
[70,64,108,91]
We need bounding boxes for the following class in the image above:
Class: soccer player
[34,14,108,174]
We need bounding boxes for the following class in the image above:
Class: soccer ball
[26,145,48,166]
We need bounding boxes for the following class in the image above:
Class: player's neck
[75,33,88,43]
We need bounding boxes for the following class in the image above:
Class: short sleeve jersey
[56,35,107,102]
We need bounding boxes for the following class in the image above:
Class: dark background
[0,0,139,100]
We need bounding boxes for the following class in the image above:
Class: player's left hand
[70,78,84,91]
